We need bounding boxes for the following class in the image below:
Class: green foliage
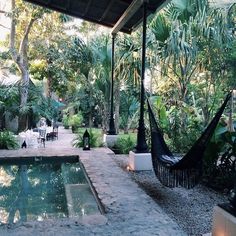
[0,80,61,130]
[68,113,83,133]
[149,13,170,45]
[203,122,236,191]
[62,114,69,129]
[166,103,203,152]
[0,131,19,150]
[113,136,136,154]
[0,82,20,119]
[72,129,102,148]
[148,96,203,153]
[119,90,139,132]
[27,85,60,126]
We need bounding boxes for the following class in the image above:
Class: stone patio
[0,127,186,235]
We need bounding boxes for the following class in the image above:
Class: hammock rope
[148,92,232,188]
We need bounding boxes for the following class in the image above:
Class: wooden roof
[25,0,168,34]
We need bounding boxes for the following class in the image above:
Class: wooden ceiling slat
[118,0,133,4]
[66,0,71,10]
[83,0,93,16]
[100,0,116,21]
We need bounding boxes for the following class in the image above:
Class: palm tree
[66,36,95,127]
[92,35,112,131]
[110,31,149,134]
[149,0,232,120]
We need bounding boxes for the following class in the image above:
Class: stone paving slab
[0,127,186,235]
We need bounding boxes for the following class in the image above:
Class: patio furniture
[46,125,58,141]
[38,129,46,148]
[53,124,58,140]
[147,92,231,188]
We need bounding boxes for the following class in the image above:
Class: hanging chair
[147,93,231,188]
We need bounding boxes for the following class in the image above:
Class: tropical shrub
[62,114,70,129]
[0,131,19,150]
[113,136,136,154]
[203,122,236,191]
[68,113,83,133]
[148,96,203,153]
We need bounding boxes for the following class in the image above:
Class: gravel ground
[113,154,228,236]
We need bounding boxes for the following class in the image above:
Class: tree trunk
[101,101,109,132]
[18,69,30,132]
[88,112,93,128]
[10,0,38,132]
[46,76,52,98]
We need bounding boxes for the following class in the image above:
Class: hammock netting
[148,93,231,188]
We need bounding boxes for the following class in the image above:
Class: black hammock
[147,93,231,188]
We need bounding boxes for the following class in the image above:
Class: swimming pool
[0,158,101,224]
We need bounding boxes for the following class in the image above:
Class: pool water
[0,161,100,225]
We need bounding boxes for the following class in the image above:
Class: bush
[202,123,236,191]
[62,115,69,129]
[72,129,102,148]
[68,113,83,133]
[113,136,136,154]
[0,130,19,150]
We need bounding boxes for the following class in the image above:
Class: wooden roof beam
[111,0,145,34]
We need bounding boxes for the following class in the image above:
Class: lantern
[83,129,90,150]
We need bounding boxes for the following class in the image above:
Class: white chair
[38,129,46,148]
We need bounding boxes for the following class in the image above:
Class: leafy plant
[0,131,19,150]
[203,122,236,191]
[68,113,83,133]
[72,129,102,148]
[62,114,69,129]
[149,96,203,153]
[113,136,136,154]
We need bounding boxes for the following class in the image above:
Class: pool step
[64,183,100,217]
[61,163,87,184]
[60,162,100,217]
